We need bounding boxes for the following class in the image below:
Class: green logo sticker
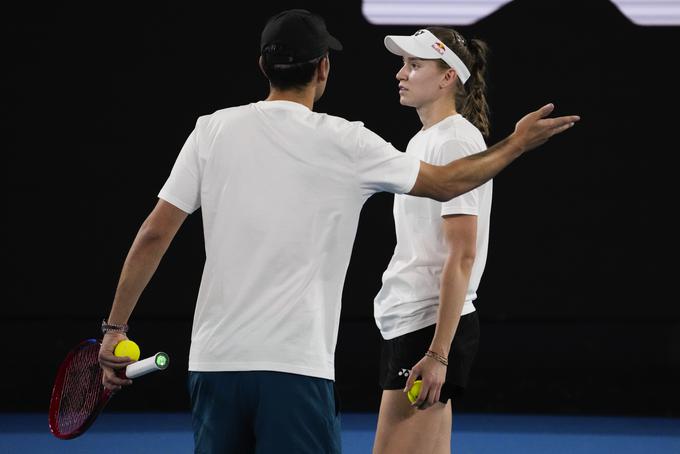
[155,353,169,368]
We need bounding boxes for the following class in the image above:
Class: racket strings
[56,343,104,433]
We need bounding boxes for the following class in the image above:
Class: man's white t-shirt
[374,114,492,340]
[158,100,420,380]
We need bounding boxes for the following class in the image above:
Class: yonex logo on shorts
[397,368,410,377]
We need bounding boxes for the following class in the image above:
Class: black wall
[6,0,679,417]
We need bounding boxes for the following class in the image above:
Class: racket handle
[124,352,170,379]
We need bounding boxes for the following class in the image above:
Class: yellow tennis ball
[407,379,422,404]
[114,339,140,361]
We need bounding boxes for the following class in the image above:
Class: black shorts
[379,311,480,403]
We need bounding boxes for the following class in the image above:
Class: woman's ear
[440,68,458,89]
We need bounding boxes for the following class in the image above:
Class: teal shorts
[188,371,341,454]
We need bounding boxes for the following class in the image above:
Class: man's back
[158,100,420,380]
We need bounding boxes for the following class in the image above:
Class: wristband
[426,349,449,367]
[101,318,129,335]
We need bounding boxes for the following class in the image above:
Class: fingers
[99,356,133,367]
[552,122,576,136]
[563,114,581,124]
[103,376,131,390]
[536,103,555,119]
[413,388,431,409]
[413,389,437,410]
[545,115,580,129]
[99,348,134,391]
[102,373,132,391]
[412,388,427,409]
[411,378,426,408]
[101,366,133,390]
[545,115,580,137]
[403,370,416,393]
[411,380,442,410]
[99,351,134,369]
[512,105,580,154]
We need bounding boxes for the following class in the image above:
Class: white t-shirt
[374,114,492,340]
[158,100,420,380]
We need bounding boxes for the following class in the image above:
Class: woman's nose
[396,64,407,80]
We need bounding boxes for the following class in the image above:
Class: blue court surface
[2,412,678,453]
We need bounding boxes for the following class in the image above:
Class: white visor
[384,29,471,84]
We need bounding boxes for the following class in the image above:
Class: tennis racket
[48,338,169,440]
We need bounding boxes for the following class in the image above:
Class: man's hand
[511,103,580,153]
[98,332,134,391]
[403,355,447,410]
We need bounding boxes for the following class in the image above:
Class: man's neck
[266,87,315,110]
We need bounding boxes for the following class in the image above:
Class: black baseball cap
[260,9,343,64]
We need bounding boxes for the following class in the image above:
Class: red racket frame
[48,338,113,439]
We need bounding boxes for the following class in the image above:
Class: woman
[373,27,492,454]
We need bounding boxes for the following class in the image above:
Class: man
[98,8,579,454]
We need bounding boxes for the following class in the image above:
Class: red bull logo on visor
[432,41,446,55]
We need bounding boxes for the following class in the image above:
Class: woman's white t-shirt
[374,114,492,340]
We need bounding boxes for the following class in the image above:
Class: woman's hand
[404,354,447,410]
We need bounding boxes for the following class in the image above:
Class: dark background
[6,0,679,417]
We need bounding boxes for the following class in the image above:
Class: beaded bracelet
[101,318,129,335]
[426,349,449,366]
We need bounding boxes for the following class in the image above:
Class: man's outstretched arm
[409,103,580,202]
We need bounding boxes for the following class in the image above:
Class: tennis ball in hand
[407,379,422,404]
[114,339,140,361]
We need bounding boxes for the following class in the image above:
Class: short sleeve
[354,126,420,197]
[158,125,201,214]
[435,139,487,217]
